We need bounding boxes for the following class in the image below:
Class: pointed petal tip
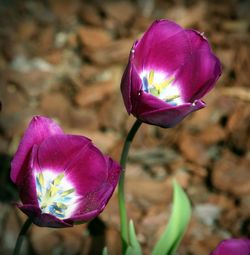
[10,115,64,183]
[192,99,206,109]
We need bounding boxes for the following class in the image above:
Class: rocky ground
[0,0,249,254]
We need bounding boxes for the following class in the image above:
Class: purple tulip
[211,239,250,255]
[121,19,222,128]
[11,116,121,228]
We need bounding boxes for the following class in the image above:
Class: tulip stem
[13,217,33,255]
[118,119,142,254]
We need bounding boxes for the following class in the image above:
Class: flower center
[35,171,78,219]
[141,70,182,105]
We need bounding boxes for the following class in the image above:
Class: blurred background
[0,0,249,254]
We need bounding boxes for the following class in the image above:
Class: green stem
[118,119,142,253]
[13,218,33,255]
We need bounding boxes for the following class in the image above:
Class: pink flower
[11,116,121,228]
[211,239,250,255]
[121,19,221,128]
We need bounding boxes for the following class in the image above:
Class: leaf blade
[125,220,142,255]
[102,247,108,255]
[152,180,191,255]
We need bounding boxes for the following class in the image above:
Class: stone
[208,194,235,210]
[8,55,55,98]
[45,49,63,65]
[185,162,208,178]
[78,26,112,50]
[188,183,210,203]
[101,1,136,25]
[179,133,209,166]
[84,38,134,66]
[167,1,207,28]
[75,80,117,107]
[11,55,53,73]
[186,91,224,131]
[79,4,102,26]
[98,92,127,131]
[0,81,27,115]
[18,20,37,41]
[64,128,119,154]
[31,221,88,254]
[240,195,250,218]
[67,108,100,131]
[194,203,221,226]
[40,92,72,125]
[227,102,250,153]
[79,64,101,82]
[212,150,250,195]
[0,206,21,254]
[126,175,171,209]
[49,0,79,25]
[0,77,38,137]
[35,25,54,54]
[199,125,226,145]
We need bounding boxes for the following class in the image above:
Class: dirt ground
[0,0,250,254]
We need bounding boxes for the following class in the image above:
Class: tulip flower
[11,116,121,228]
[121,19,222,128]
[211,238,250,255]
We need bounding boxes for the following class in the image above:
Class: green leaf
[152,180,191,255]
[125,220,142,255]
[102,247,108,255]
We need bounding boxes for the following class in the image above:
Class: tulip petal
[121,48,142,114]
[105,156,122,187]
[121,51,133,113]
[67,156,121,221]
[65,143,109,195]
[67,183,113,222]
[211,239,250,255]
[37,134,90,173]
[132,90,172,116]
[134,20,186,73]
[36,134,108,195]
[174,30,222,102]
[16,145,40,207]
[11,116,63,183]
[139,100,205,128]
[65,209,101,224]
[18,204,73,228]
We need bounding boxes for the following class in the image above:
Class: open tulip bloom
[121,19,222,128]
[11,116,121,228]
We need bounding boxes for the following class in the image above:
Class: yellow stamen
[41,203,47,209]
[49,183,59,197]
[61,188,75,197]
[53,173,65,185]
[165,94,180,101]
[148,70,154,85]
[160,76,175,91]
[56,202,68,209]
[38,172,44,187]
